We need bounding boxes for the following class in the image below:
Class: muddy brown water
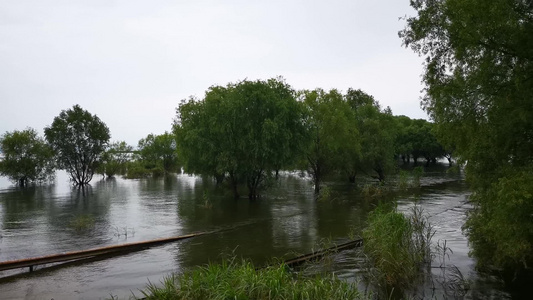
[0,166,519,299]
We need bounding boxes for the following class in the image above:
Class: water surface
[0,168,512,299]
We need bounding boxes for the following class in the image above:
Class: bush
[464,167,533,272]
[125,161,152,179]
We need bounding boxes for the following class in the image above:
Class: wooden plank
[0,231,208,272]
[283,239,363,268]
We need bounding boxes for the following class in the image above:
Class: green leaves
[44,105,110,186]
[402,0,533,272]
[97,141,133,177]
[137,132,178,174]
[174,78,307,198]
[0,128,54,186]
[302,88,360,191]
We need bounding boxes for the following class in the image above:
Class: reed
[361,204,434,297]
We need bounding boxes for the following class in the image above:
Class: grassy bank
[138,258,366,300]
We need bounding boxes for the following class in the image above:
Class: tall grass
[411,166,424,187]
[361,204,434,297]
[139,258,365,300]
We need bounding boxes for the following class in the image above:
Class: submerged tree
[45,105,110,186]
[302,89,360,193]
[97,141,134,177]
[401,0,533,272]
[0,128,54,187]
[175,77,307,198]
[345,89,396,182]
[137,132,179,174]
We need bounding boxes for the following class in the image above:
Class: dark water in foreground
[0,167,517,299]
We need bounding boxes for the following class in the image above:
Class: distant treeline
[0,78,450,197]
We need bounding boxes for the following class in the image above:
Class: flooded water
[0,166,516,299]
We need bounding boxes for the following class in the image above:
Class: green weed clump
[317,185,333,201]
[361,183,390,199]
[140,258,364,300]
[411,166,424,187]
[397,170,409,191]
[70,214,95,231]
[362,204,434,297]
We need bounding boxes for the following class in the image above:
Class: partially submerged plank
[0,231,208,272]
[283,239,363,268]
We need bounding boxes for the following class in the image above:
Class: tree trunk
[348,173,356,183]
[314,175,320,194]
[214,173,224,185]
[229,173,239,198]
[375,168,385,182]
[18,176,26,187]
[232,181,239,198]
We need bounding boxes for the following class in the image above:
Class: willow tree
[302,89,360,193]
[45,105,110,186]
[174,78,307,199]
[0,128,54,187]
[137,132,179,174]
[345,89,396,182]
[401,0,533,272]
[97,141,133,177]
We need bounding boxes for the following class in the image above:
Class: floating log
[0,231,209,273]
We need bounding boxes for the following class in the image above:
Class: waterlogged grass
[70,214,95,231]
[139,258,365,300]
[362,204,434,296]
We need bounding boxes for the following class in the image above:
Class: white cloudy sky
[1,0,426,146]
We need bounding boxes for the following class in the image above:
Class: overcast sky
[1,0,426,146]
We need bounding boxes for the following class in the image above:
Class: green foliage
[302,88,359,193]
[362,204,434,296]
[394,117,445,166]
[346,89,396,182]
[402,0,533,272]
[397,170,409,191]
[140,258,364,300]
[124,160,152,179]
[137,132,179,174]
[44,105,110,186]
[465,167,533,270]
[0,128,54,186]
[175,77,307,198]
[316,185,333,202]
[97,141,133,177]
[412,166,424,188]
[360,184,388,199]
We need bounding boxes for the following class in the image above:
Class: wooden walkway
[0,227,363,275]
[0,231,208,273]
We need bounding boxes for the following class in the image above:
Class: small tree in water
[0,128,54,187]
[45,105,110,186]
